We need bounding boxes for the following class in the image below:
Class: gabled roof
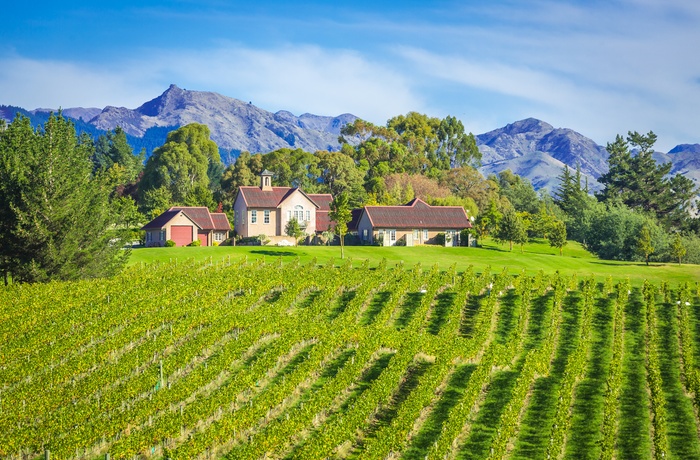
[361,198,471,229]
[141,207,231,231]
[142,210,190,230]
[307,193,333,211]
[211,213,232,231]
[169,207,215,229]
[237,186,321,209]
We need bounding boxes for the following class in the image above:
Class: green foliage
[495,208,528,251]
[188,239,201,247]
[285,217,304,243]
[636,223,655,265]
[165,239,176,247]
[0,113,129,283]
[671,233,687,265]
[548,219,568,255]
[329,192,352,259]
[598,131,697,226]
[139,123,222,211]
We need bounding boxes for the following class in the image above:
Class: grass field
[128,238,700,285]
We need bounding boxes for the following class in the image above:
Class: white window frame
[423,229,429,240]
[251,210,257,224]
[306,210,311,222]
[264,210,270,224]
[389,229,396,242]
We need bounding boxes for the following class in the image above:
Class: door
[171,225,193,247]
[197,231,209,246]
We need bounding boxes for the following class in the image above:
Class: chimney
[260,170,273,191]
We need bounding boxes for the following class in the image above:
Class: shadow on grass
[250,250,299,257]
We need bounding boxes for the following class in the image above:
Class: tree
[597,131,697,226]
[670,233,686,265]
[636,223,655,266]
[139,123,222,208]
[0,113,129,283]
[495,208,527,252]
[329,192,352,259]
[285,218,304,245]
[548,219,568,255]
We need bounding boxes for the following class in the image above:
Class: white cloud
[0,44,424,125]
[0,55,162,110]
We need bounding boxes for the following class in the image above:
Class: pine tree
[0,113,128,283]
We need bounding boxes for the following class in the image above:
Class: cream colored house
[233,171,332,242]
[356,198,472,246]
[142,207,231,247]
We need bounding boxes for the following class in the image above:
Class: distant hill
[3,90,699,194]
[88,84,356,154]
[476,118,609,192]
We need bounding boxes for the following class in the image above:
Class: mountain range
[2,85,699,193]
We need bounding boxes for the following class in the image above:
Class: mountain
[476,118,609,192]
[88,84,356,154]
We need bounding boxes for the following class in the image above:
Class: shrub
[213,241,219,247]
[165,239,176,247]
[188,239,201,247]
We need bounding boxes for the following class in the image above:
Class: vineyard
[2,257,700,459]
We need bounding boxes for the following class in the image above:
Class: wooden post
[159,360,164,388]
[45,449,50,460]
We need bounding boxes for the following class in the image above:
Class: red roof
[362,199,471,229]
[142,207,230,231]
[142,210,183,230]
[307,194,333,211]
[211,213,232,231]
[237,186,322,209]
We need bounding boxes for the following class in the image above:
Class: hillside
[3,87,700,192]
[3,257,700,458]
[89,84,356,153]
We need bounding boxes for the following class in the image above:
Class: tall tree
[139,123,222,212]
[597,131,697,225]
[0,113,128,283]
[329,192,352,259]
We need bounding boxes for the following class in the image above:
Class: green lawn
[127,238,700,285]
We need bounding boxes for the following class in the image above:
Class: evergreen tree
[0,113,128,283]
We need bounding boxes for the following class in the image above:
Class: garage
[197,231,208,246]
[171,225,194,247]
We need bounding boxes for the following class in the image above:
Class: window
[251,210,257,224]
[363,229,368,240]
[306,210,311,222]
[160,230,166,241]
[146,232,152,242]
[390,230,396,242]
[293,205,304,222]
[264,210,270,224]
[424,229,429,240]
[413,229,419,240]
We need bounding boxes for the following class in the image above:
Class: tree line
[1,111,698,284]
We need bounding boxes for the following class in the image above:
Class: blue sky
[1,0,699,151]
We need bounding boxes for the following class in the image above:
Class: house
[233,170,333,241]
[142,206,231,247]
[356,198,472,246]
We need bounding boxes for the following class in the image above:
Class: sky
[1,0,699,151]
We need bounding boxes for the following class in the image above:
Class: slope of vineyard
[1,258,700,459]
